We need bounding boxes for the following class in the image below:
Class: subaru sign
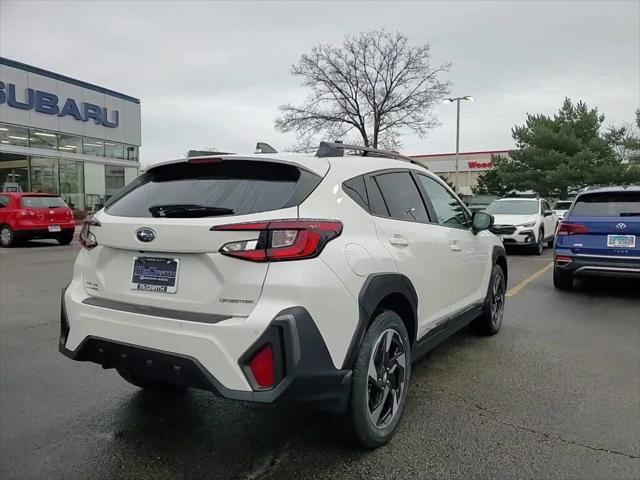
[0,81,119,128]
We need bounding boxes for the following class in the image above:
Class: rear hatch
[20,195,72,228]
[558,190,640,257]
[84,157,326,317]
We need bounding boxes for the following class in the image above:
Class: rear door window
[572,192,640,217]
[105,160,321,218]
[373,172,430,223]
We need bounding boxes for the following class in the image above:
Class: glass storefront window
[104,142,124,159]
[0,123,29,147]
[105,165,125,200]
[30,157,59,194]
[83,139,105,156]
[124,167,139,186]
[125,145,139,161]
[84,162,106,211]
[29,129,58,151]
[59,160,85,212]
[0,153,29,192]
[58,133,83,155]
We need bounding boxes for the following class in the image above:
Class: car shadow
[569,276,640,300]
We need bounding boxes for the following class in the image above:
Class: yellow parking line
[506,262,553,297]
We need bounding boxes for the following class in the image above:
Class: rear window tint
[105,160,321,218]
[572,192,640,217]
[21,196,67,208]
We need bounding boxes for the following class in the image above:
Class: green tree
[494,98,639,199]
[472,156,511,196]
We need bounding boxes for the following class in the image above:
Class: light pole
[443,95,473,194]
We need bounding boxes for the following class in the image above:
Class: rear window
[21,196,67,208]
[572,192,640,217]
[105,160,321,218]
[553,201,573,210]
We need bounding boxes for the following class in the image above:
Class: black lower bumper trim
[557,256,640,279]
[60,303,351,410]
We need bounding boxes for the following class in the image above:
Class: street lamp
[442,95,474,194]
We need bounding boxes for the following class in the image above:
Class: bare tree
[275,30,451,150]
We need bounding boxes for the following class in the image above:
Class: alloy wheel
[0,227,11,246]
[367,329,407,429]
[491,273,506,328]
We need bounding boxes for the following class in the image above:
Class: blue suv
[553,186,640,290]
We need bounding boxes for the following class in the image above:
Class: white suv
[485,197,558,255]
[60,143,507,448]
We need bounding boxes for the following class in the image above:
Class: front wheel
[531,228,544,255]
[0,225,15,248]
[341,310,411,449]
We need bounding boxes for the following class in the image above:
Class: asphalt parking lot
[1,239,639,480]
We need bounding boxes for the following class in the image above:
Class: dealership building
[411,149,509,196]
[0,57,140,215]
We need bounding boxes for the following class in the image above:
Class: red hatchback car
[0,192,76,247]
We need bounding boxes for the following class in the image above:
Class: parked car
[552,200,574,220]
[553,186,639,289]
[59,144,508,448]
[485,197,558,254]
[468,194,497,213]
[0,192,75,247]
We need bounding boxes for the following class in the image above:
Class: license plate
[607,234,636,248]
[48,225,61,232]
[131,257,179,293]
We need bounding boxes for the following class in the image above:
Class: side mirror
[543,209,553,217]
[472,211,493,233]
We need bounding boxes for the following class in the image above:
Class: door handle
[389,236,409,247]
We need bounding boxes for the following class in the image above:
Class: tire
[553,268,573,290]
[530,228,544,255]
[472,264,506,336]
[117,369,187,393]
[0,225,15,248]
[57,231,74,245]
[340,310,411,449]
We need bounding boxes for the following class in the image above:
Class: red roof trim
[409,149,510,158]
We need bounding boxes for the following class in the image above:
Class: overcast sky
[1,0,638,166]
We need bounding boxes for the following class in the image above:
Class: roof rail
[315,141,426,168]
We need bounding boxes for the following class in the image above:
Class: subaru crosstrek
[60,143,508,448]
[554,186,639,289]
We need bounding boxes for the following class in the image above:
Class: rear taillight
[249,344,275,389]
[211,219,343,262]
[556,222,588,236]
[79,216,100,249]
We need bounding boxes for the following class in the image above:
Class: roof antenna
[255,142,278,154]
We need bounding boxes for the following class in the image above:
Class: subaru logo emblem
[616,223,627,232]
[135,227,156,242]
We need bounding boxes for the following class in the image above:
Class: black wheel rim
[491,273,505,327]
[367,329,406,429]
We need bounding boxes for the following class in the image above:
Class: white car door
[541,199,557,238]
[415,174,490,314]
[366,171,453,339]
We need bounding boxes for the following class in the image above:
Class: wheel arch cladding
[492,245,508,284]
[341,273,418,370]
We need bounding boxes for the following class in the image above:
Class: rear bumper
[13,227,74,238]
[59,289,351,411]
[554,254,640,278]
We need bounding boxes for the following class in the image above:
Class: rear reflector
[249,344,275,388]
[212,219,343,262]
[556,222,588,236]
[555,255,573,266]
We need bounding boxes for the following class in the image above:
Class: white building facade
[0,57,141,215]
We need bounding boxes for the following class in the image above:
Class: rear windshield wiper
[149,204,234,218]
[619,212,640,216]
